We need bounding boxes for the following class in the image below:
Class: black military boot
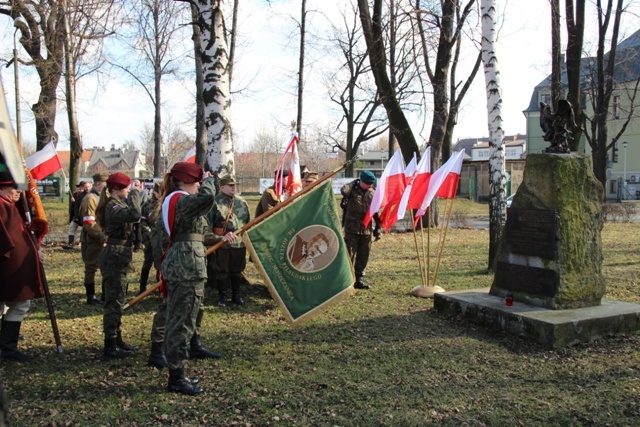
[217,279,228,307]
[147,341,168,369]
[230,276,244,306]
[354,277,371,290]
[116,332,139,352]
[103,338,133,359]
[62,235,75,250]
[0,321,33,362]
[85,283,104,306]
[167,368,203,395]
[189,334,221,359]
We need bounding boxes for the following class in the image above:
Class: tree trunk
[357,0,419,164]
[190,3,207,168]
[296,0,306,137]
[154,68,162,176]
[565,0,585,151]
[481,0,506,271]
[62,0,81,191]
[550,0,562,110]
[195,0,234,176]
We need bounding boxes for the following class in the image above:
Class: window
[541,94,551,105]
[610,180,618,194]
[613,95,621,119]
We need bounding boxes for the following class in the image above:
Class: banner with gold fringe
[244,179,354,326]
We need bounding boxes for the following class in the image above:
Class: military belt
[106,237,129,246]
[173,233,204,242]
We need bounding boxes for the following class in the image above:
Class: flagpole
[124,157,356,310]
[410,220,426,290]
[411,208,445,298]
[431,198,454,288]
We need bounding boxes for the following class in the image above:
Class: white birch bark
[481,0,506,268]
[195,0,234,176]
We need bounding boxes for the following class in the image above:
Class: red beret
[106,172,131,190]
[171,162,203,184]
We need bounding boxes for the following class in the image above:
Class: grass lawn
[1,197,639,426]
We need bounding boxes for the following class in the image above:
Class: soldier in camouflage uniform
[146,211,228,370]
[96,172,142,359]
[208,175,250,306]
[161,163,238,396]
[79,173,108,305]
[340,170,381,290]
[138,182,162,294]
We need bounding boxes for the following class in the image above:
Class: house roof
[525,28,640,112]
[88,149,139,170]
[471,139,526,149]
[454,135,527,154]
[56,150,94,168]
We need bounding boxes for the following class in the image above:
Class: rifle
[21,194,63,353]
[124,157,357,310]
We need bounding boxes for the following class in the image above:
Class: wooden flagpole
[123,158,355,310]
[431,198,454,288]
[411,208,446,298]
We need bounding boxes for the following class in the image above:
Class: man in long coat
[0,170,44,361]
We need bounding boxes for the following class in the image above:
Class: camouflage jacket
[103,189,142,241]
[162,177,216,282]
[80,188,106,243]
[341,180,375,235]
[208,192,250,249]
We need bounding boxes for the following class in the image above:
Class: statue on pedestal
[539,99,575,154]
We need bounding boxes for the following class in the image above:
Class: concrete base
[434,288,640,349]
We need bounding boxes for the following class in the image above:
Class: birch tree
[481,0,506,270]
[191,0,235,176]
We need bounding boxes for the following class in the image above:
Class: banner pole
[124,158,356,310]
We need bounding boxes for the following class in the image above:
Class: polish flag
[364,149,405,228]
[183,145,196,163]
[275,132,302,198]
[377,152,417,231]
[286,134,302,197]
[415,150,464,217]
[396,147,431,220]
[25,141,63,180]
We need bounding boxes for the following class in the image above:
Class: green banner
[244,180,354,326]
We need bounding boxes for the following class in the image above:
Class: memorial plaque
[505,208,557,259]
[495,262,557,297]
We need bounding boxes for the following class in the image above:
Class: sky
[0,1,633,156]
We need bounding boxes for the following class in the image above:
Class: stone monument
[490,153,606,309]
[435,99,639,348]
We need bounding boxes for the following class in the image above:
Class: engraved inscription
[505,208,557,259]
[495,262,557,297]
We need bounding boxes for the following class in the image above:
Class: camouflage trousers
[99,244,132,339]
[344,232,372,279]
[164,278,204,370]
[151,299,205,344]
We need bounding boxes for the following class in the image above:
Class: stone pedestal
[491,153,605,309]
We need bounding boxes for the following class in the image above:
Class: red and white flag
[25,141,63,180]
[364,149,405,228]
[396,147,431,220]
[377,152,417,231]
[415,150,464,217]
[275,132,302,198]
[183,145,196,163]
